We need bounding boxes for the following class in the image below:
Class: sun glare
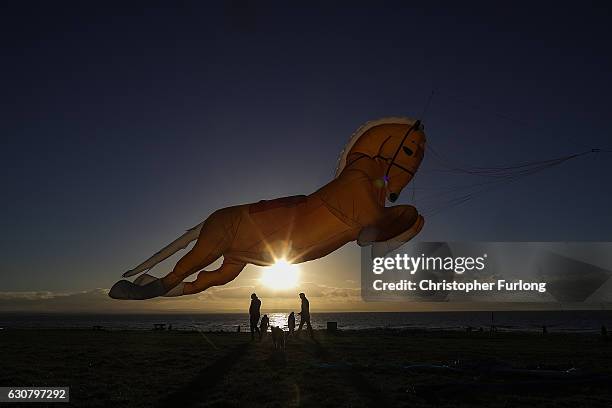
[261,259,300,290]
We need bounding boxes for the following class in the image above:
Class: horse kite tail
[121,221,204,278]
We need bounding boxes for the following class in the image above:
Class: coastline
[2,310,611,334]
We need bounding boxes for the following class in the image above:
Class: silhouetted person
[602,325,608,340]
[288,312,296,336]
[297,292,313,339]
[249,293,261,340]
[260,314,269,340]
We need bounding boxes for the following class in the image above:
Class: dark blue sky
[1,1,611,293]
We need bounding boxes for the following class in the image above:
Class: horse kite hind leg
[109,208,239,299]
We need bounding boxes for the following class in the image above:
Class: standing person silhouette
[249,293,261,340]
[288,312,296,337]
[297,292,313,339]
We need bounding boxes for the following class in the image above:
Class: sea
[1,311,611,333]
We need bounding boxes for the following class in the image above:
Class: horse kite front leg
[358,205,425,258]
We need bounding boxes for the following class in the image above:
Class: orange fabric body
[204,150,418,267]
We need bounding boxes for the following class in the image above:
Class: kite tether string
[417,147,610,217]
[405,88,611,216]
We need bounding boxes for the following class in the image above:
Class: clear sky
[1,2,611,312]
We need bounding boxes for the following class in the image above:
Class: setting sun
[260,259,300,290]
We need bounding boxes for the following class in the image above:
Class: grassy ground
[1,328,612,407]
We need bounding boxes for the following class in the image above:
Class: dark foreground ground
[2,328,612,407]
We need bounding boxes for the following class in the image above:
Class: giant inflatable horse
[109,117,426,299]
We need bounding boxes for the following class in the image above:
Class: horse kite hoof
[108,280,135,299]
[108,279,167,300]
[133,274,185,297]
[372,215,425,258]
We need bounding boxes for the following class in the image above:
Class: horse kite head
[335,117,426,203]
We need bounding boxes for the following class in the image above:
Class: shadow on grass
[344,367,393,408]
[296,336,329,360]
[300,336,393,407]
[265,349,287,368]
[156,341,250,408]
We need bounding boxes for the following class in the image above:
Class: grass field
[2,328,612,407]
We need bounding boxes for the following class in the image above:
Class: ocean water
[1,311,611,332]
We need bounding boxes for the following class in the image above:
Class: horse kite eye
[402,146,414,156]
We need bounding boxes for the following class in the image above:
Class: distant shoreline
[2,310,611,333]
[0,327,607,334]
[1,308,611,315]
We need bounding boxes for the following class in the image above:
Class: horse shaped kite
[109,117,426,299]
